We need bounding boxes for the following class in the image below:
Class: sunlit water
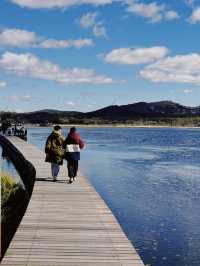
[27,127,200,266]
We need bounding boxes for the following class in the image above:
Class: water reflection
[27,127,200,266]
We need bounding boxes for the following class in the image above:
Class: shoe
[53,177,57,182]
[69,178,73,184]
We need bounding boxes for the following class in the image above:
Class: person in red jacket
[64,127,84,183]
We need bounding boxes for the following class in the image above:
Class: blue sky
[0,0,200,112]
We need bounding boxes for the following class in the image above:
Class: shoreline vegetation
[26,124,200,129]
[1,172,22,221]
[1,172,28,260]
[1,101,200,128]
[0,137,35,260]
[24,117,200,129]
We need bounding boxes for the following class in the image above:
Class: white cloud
[185,0,195,7]
[165,10,180,21]
[9,0,113,9]
[23,95,32,100]
[0,28,93,49]
[7,95,32,101]
[79,12,98,28]
[183,89,193,93]
[0,28,38,47]
[0,52,115,85]
[189,7,200,23]
[125,0,164,22]
[40,38,93,49]
[140,53,200,85]
[124,0,179,23]
[65,101,76,106]
[104,46,169,65]
[9,0,180,24]
[79,12,107,38]
[93,24,107,38]
[0,81,7,87]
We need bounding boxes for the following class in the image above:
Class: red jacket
[67,132,84,149]
[64,132,84,161]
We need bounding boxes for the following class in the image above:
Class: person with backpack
[45,125,65,181]
[64,127,84,183]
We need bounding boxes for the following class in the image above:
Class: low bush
[1,173,21,213]
[1,172,28,260]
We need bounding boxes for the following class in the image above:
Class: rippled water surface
[27,127,200,266]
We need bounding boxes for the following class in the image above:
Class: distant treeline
[1,111,200,127]
[1,101,200,127]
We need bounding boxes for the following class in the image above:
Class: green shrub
[1,171,28,259]
[1,172,24,223]
[1,173,19,207]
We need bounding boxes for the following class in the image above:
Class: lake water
[27,127,200,266]
[0,145,21,184]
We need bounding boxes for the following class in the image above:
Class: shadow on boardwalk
[36,177,68,183]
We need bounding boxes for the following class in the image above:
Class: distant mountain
[12,110,83,124]
[83,101,200,120]
[26,109,82,115]
[1,101,200,124]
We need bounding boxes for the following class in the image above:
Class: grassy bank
[1,173,22,221]
[1,172,28,260]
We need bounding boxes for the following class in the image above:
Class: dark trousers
[67,160,78,178]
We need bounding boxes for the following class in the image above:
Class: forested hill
[83,101,200,119]
[1,101,200,125]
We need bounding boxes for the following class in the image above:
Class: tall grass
[1,171,28,260]
[1,172,21,221]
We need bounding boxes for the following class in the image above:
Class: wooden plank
[1,137,144,266]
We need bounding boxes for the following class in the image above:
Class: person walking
[64,127,84,183]
[45,125,65,181]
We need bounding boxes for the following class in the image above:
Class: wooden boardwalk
[1,137,144,266]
